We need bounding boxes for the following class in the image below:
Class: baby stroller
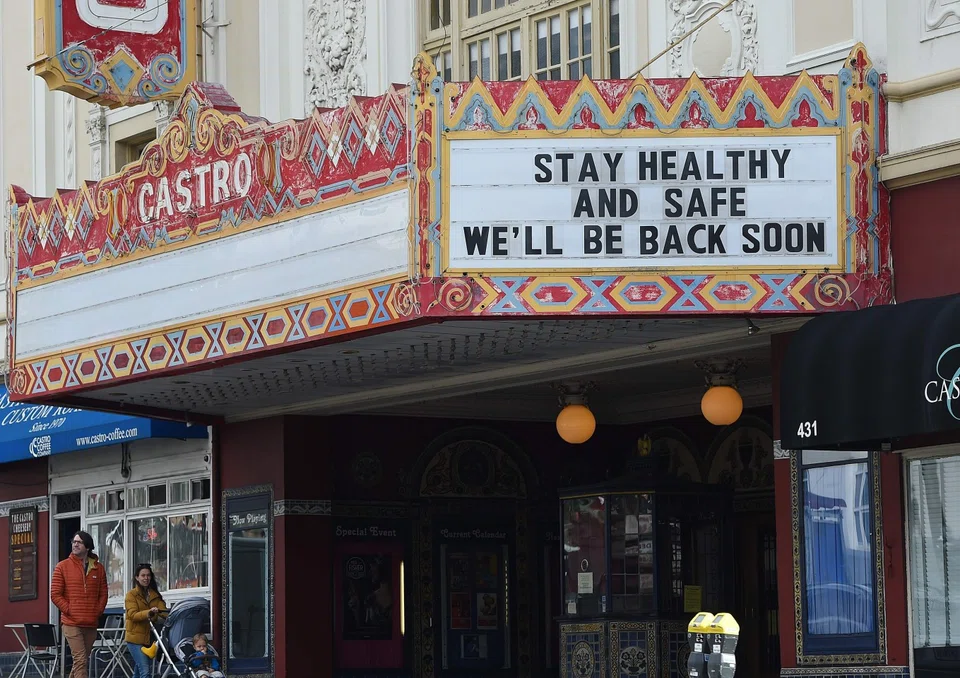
[148,597,211,677]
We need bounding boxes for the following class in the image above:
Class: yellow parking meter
[686,612,714,678]
[705,612,739,678]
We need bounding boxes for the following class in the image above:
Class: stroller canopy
[162,597,211,650]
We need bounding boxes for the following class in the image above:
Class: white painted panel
[16,190,409,359]
[447,136,839,271]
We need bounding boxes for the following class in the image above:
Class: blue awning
[0,386,207,464]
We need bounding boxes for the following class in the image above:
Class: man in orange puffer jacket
[51,531,108,678]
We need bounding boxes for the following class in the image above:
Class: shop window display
[84,477,211,602]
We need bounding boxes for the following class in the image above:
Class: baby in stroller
[181,633,224,678]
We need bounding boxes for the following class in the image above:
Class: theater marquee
[447,133,841,272]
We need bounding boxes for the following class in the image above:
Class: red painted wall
[891,176,960,302]
[771,332,797,669]
[218,417,334,678]
[880,452,909,666]
[0,458,49,653]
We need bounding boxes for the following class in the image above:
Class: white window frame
[420,0,618,82]
[81,474,212,606]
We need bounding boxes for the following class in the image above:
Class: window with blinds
[909,456,960,649]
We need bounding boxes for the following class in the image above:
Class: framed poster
[342,554,393,640]
[9,506,38,601]
[333,521,405,670]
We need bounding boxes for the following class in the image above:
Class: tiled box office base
[780,668,910,678]
[560,620,689,678]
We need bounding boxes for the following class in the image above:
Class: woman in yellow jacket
[125,563,167,678]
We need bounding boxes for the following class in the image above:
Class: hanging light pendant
[556,382,596,444]
[695,358,745,426]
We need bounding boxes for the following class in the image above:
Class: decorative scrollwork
[814,273,852,307]
[392,282,418,317]
[437,278,473,312]
[7,367,27,395]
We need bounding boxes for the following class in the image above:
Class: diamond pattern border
[11,279,407,398]
[471,273,822,314]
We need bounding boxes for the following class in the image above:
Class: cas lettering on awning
[447,135,840,272]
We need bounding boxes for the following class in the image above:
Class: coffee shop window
[796,450,880,655]
[84,476,212,603]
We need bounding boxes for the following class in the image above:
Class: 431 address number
[796,421,818,438]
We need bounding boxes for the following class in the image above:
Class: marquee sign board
[31,0,199,107]
[447,134,841,272]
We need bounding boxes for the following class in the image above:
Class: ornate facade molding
[84,104,108,180]
[773,439,792,460]
[925,0,960,35]
[304,0,367,110]
[154,100,176,137]
[63,96,76,188]
[273,499,331,517]
[0,496,49,518]
[668,0,758,77]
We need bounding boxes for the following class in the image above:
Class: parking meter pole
[686,612,714,678]
[705,613,740,678]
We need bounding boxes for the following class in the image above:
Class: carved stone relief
[304,0,367,110]
[669,0,758,77]
[85,105,108,180]
[924,0,960,37]
[63,96,76,189]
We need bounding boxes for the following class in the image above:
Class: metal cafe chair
[20,624,60,678]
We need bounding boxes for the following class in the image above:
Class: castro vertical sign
[447,135,840,271]
[9,506,38,601]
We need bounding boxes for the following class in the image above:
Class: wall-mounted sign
[446,134,840,272]
[228,510,269,531]
[31,0,199,107]
[335,525,399,539]
[440,529,507,540]
[9,506,38,601]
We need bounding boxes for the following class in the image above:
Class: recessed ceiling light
[109,392,127,397]
[172,380,189,385]
[340,349,360,355]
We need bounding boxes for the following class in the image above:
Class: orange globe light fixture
[695,357,746,426]
[700,385,743,426]
[556,403,596,444]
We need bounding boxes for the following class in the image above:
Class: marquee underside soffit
[72,316,803,423]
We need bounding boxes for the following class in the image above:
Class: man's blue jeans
[127,643,153,678]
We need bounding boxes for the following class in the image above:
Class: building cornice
[883,67,960,102]
[880,139,960,190]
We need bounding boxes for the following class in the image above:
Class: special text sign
[447,135,840,271]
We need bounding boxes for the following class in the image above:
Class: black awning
[780,294,960,450]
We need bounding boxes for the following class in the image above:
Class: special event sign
[31,0,198,107]
[448,135,840,271]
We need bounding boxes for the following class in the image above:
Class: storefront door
[735,510,779,678]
